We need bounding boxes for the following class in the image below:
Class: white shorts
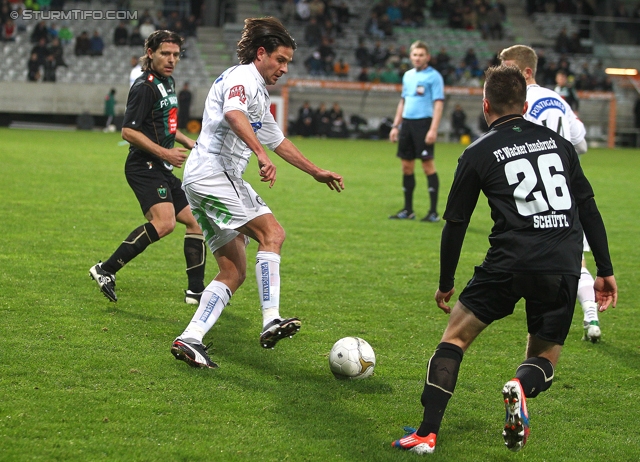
[183,172,271,252]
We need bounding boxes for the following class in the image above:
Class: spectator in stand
[462,4,478,30]
[486,5,504,39]
[296,101,316,137]
[597,76,613,92]
[380,63,402,83]
[357,66,370,82]
[280,0,296,24]
[296,0,311,21]
[463,48,479,71]
[184,14,198,38]
[568,31,583,53]
[31,21,48,44]
[371,40,389,68]
[48,37,67,67]
[129,55,143,87]
[557,56,573,78]
[178,82,192,129]
[430,0,449,19]
[355,38,371,68]
[334,58,350,79]
[332,1,352,24]
[434,47,453,84]
[634,97,640,129]
[378,13,394,37]
[575,62,594,90]
[554,70,579,113]
[309,0,325,20]
[449,4,464,28]
[387,0,403,25]
[90,30,104,56]
[477,4,490,39]
[322,17,338,42]
[318,36,336,75]
[369,66,383,83]
[304,17,322,47]
[75,31,91,56]
[2,18,17,42]
[31,38,49,66]
[58,25,73,45]
[365,12,385,39]
[103,88,116,129]
[592,60,608,88]
[555,27,570,53]
[129,27,145,46]
[541,60,559,87]
[451,103,471,141]
[13,7,27,33]
[316,102,332,137]
[329,102,349,138]
[137,9,154,27]
[114,21,129,46]
[27,52,41,81]
[140,18,156,39]
[47,22,59,40]
[304,50,325,76]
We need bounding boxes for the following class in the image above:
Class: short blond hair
[409,40,430,55]
[499,45,538,76]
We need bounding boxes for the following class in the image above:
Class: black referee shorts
[458,266,578,345]
[397,118,435,161]
[125,156,189,216]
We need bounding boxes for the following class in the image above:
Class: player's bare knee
[154,219,177,238]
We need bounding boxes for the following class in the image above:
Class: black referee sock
[427,173,439,214]
[184,234,206,293]
[403,174,415,212]
[515,357,554,398]
[417,342,464,437]
[102,222,159,273]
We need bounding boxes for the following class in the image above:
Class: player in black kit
[89,30,206,304]
[392,65,617,454]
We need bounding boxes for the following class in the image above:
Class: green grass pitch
[0,127,638,461]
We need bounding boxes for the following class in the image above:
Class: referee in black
[89,30,206,304]
[392,65,617,454]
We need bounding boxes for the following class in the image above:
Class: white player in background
[500,45,602,342]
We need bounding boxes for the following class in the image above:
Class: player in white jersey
[500,45,601,342]
[171,17,345,368]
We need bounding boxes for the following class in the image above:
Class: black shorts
[397,118,435,161]
[124,156,189,216]
[458,266,578,345]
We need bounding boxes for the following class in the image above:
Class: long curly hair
[140,30,184,71]
[236,17,297,65]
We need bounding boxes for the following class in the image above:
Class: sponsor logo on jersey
[416,85,425,95]
[533,213,570,229]
[160,95,178,108]
[147,161,153,169]
[256,195,265,206]
[529,97,566,119]
[157,83,168,98]
[228,85,247,104]
[168,107,177,134]
[157,187,167,199]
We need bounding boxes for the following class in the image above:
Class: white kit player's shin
[180,280,232,343]
[256,251,281,327]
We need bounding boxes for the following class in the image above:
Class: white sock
[578,267,599,323]
[256,251,281,327]
[180,280,231,343]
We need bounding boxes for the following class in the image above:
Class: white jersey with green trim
[524,84,586,147]
[183,63,285,185]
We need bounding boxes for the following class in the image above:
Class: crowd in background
[0,0,203,83]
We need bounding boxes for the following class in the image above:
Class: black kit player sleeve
[578,197,614,277]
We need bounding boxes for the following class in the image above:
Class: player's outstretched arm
[273,138,344,192]
[593,275,617,312]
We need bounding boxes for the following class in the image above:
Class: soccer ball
[328,337,376,380]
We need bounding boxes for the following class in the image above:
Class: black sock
[417,342,464,437]
[515,357,554,398]
[102,222,159,273]
[427,173,439,214]
[184,234,206,293]
[403,174,415,212]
